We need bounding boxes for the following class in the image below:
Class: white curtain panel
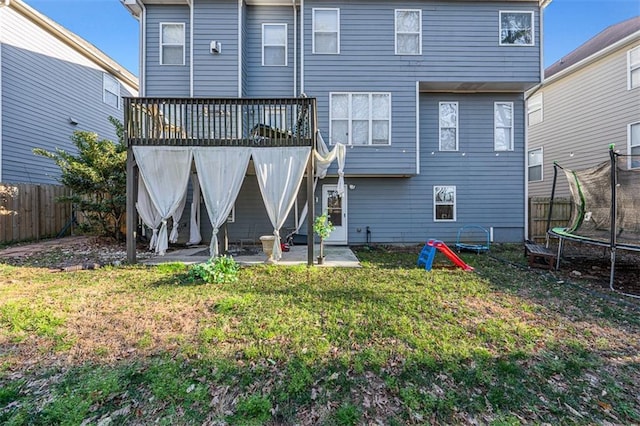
[252,146,311,261]
[193,147,251,258]
[169,190,188,244]
[315,130,346,195]
[187,172,202,246]
[291,131,346,234]
[136,173,163,251]
[133,146,193,255]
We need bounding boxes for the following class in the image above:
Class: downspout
[299,0,304,93]
[524,93,529,240]
[238,0,242,97]
[415,81,420,175]
[188,0,193,97]
[292,0,297,96]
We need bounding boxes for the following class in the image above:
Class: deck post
[307,144,315,266]
[126,148,137,264]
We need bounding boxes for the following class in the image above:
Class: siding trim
[189,1,193,96]
[238,0,242,97]
[0,20,3,181]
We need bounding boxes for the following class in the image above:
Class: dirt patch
[554,241,640,297]
[0,236,147,269]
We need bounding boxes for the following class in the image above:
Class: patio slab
[142,244,361,267]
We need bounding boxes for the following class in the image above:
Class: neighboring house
[122,0,548,247]
[0,0,138,185]
[527,16,640,199]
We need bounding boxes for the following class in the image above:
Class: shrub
[33,117,126,240]
[189,255,239,284]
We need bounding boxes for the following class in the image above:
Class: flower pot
[260,235,275,262]
[317,256,325,265]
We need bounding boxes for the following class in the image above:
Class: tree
[33,117,127,240]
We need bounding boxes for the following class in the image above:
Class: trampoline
[547,147,640,297]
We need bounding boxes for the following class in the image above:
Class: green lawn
[1,245,639,425]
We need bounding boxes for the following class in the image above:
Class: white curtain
[252,146,311,261]
[193,147,251,258]
[169,190,188,243]
[187,172,202,245]
[292,131,346,233]
[315,130,346,195]
[136,174,163,251]
[133,146,193,255]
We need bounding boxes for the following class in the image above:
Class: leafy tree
[33,117,127,240]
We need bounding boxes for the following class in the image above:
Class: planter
[317,256,325,265]
[259,235,275,262]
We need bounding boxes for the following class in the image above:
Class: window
[629,122,640,169]
[313,8,339,54]
[628,46,640,90]
[262,24,287,66]
[434,186,456,221]
[527,93,543,126]
[499,11,534,46]
[103,73,120,109]
[160,23,185,65]
[528,147,543,182]
[439,102,458,151]
[330,93,391,145]
[395,9,421,55]
[494,102,514,151]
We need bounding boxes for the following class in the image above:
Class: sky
[24,0,640,78]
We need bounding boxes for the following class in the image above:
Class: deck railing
[124,97,316,147]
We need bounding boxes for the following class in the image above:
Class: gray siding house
[527,16,640,199]
[123,0,548,246]
[0,0,138,185]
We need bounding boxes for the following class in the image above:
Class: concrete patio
[142,244,361,267]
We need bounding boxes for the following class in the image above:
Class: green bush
[189,255,239,284]
[33,117,126,240]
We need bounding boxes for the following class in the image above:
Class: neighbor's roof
[546,16,640,78]
[3,0,138,90]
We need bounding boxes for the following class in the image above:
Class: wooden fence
[528,197,572,243]
[0,183,72,244]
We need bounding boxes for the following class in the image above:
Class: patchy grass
[1,245,639,424]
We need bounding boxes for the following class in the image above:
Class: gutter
[9,0,138,89]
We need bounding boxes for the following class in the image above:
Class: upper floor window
[313,8,339,54]
[528,147,543,182]
[439,102,458,151]
[330,92,391,146]
[628,46,640,90]
[434,186,456,221]
[160,23,185,65]
[263,24,287,66]
[494,102,514,151]
[395,9,421,55]
[629,122,640,169]
[499,11,534,46]
[103,73,120,109]
[527,93,543,126]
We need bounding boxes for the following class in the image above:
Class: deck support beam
[126,148,137,264]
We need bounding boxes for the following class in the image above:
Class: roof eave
[542,30,640,87]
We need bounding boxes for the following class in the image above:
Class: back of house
[123,0,547,246]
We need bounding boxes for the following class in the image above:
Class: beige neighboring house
[526,16,640,199]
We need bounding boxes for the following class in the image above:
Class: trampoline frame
[546,147,640,295]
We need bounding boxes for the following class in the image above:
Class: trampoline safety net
[564,158,640,246]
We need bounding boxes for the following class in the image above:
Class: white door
[322,185,347,245]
